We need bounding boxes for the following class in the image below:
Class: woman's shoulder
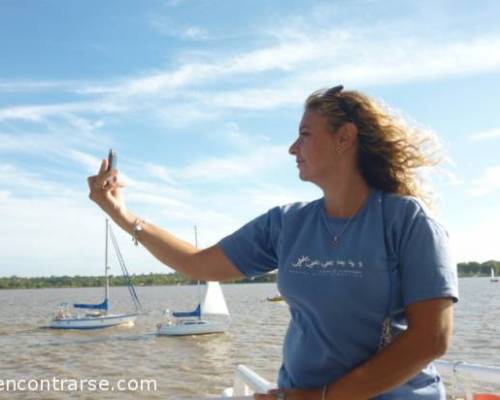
[281,198,323,213]
[381,192,447,236]
[278,198,323,215]
[381,192,451,261]
[382,191,432,220]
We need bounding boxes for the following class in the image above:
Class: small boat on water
[157,281,230,336]
[490,268,499,283]
[48,219,142,329]
[157,226,230,336]
[266,293,284,302]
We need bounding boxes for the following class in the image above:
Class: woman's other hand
[87,158,127,219]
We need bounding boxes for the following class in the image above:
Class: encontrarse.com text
[0,377,158,392]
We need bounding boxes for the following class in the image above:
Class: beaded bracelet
[132,219,146,246]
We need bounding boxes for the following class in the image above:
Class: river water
[0,279,499,399]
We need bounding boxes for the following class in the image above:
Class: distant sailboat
[48,219,142,329]
[267,290,284,302]
[157,281,230,336]
[157,226,230,336]
[490,268,499,283]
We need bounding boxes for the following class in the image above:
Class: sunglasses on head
[323,85,344,97]
[321,85,358,123]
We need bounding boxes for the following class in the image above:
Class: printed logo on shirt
[290,255,364,278]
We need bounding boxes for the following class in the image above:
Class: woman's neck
[322,176,372,218]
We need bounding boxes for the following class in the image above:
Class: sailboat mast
[194,225,202,320]
[105,219,110,305]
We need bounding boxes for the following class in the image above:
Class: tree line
[457,260,500,277]
[0,271,277,290]
[1,261,498,289]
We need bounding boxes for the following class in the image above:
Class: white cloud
[202,34,500,110]
[177,144,288,182]
[226,38,322,74]
[108,30,500,118]
[468,165,500,197]
[468,128,500,142]
[421,165,464,189]
[209,32,499,89]
[144,164,178,185]
[182,26,210,40]
[218,122,271,150]
[2,25,500,127]
[0,164,65,194]
[153,102,221,127]
[86,30,334,102]
[0,80,80,93]
[0,133,110,174]
[241,182,320,210]
[0,133,37,152]
[449,206,500,263]
[0,101,125,122]
[206,87,305,111]
[63,115,105,132]
[66,150,102,172]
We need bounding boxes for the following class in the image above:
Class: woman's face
[289,109,339,184]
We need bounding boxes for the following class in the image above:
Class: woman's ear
[336,122,358,150]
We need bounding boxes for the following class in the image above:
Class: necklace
[322,193,371,246]
[323,213,357,247]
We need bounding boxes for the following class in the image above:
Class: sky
[1,0,500,278]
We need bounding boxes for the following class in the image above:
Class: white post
[105,218,110,308]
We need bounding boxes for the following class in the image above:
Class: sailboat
[267,294,284,302]
[267,288,284,302]
[48,219,142,329]
[490,267,499,283]
[157,226,230,336]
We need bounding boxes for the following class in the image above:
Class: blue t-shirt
[218,190,459,399]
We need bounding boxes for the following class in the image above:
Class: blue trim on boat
[173,304,201,318]
[74,298,109,310]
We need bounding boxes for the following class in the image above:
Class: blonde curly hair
[305,87,441,207]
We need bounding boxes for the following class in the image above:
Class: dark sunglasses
[322,84,358,123]
[323,85,344,97]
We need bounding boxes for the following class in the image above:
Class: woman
[88,85,458,399]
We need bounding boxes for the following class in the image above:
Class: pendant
[332,236,340,246]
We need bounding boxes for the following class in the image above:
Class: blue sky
[1,0,500,277]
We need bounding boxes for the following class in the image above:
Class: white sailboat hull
[47,220,142,330]
[157,230,229,337]
[157,319,227,336]
[158,279,230,336]
[48,313,138,330]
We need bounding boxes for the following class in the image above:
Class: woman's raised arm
[87,158,244,282]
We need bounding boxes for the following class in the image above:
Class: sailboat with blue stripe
[48,219,142,329]
[157,226,230,336]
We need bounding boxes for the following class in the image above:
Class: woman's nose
[289,138,298,155]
